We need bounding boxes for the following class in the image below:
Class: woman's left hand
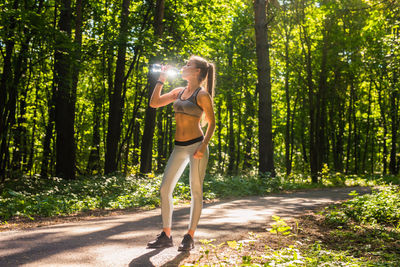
[193,143,207,159]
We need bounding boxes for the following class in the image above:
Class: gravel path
[0,186,371,267]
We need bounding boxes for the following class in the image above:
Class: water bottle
[151,64,179,78]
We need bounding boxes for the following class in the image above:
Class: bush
[326,185,400,226]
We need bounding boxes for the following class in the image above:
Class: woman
[147,56,215,251]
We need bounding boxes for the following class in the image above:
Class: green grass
[325,185,400,226]
[0,170,398,223]
[182,185,400,266]
[1,171,399,265]
[0,174,163,221]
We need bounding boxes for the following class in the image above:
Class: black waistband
[174,136,204,146]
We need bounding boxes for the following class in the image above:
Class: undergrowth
[182,185,400,266]
[0,171,398,223]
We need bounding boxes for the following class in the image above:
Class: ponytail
[206,63,215,100]
[190,55,215,100]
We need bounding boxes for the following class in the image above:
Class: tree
[54,0,76,179]
[0,0,20,180]
[253,0,275,176]
[104,0,131,174]
[140,0,165,174]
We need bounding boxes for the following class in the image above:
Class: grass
[1,171,399,265]
[0,170,398,224]
[180,185,400,266]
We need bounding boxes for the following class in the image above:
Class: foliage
[1,0,399,181]
[182,187,400,266]
[0,175,162,221]
[325,185,400,226]
[268,215,292,236]
[184,233,373,266]
[1,172,398,222]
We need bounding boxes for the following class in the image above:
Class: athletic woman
[147,56,215,251]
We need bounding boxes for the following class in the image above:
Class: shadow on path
[128,248,166,267]
[161,251,190,267]
[0,186,371,266]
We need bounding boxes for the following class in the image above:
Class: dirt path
[0,186,371,267]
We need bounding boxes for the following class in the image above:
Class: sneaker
[178,234,194,251]
[147,232,173,248]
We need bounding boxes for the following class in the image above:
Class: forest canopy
[0,0,399,181]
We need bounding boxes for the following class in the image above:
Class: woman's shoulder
[196,88,212,106]
[197,88,211,99]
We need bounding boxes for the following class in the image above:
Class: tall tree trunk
[243,89,254,170]
[0,0,20,180]
[316,25,329,176]
[104,0,131,174]
[140,0,165,173]
[87,0,109,175]
[376,80,388,174]
[41,84,56,178]
[301,22,318,182]
[11,29,31,174]
[27,82,38,174]
[352,81,359,174]
[389,70,398,174]
[254,0,275,176]
[227,92,235,175]
[371,118,375,173]
[54,0,76,179]
[331,69,344,172]
[217,99,223,172]
[87,88,102,174]
[284,25,292,175]
[156,108,165,172]
[299,69,308,168]
[235,87,243,173]
[345,80,354,174]
[362,81,373,172]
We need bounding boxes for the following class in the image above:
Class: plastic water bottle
[151,64,179,78]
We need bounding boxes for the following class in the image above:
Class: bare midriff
[174,113,203,141]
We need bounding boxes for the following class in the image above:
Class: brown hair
[190,55,215,100]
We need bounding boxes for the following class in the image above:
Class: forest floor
[0,186,372,266]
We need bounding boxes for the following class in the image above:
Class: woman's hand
[158,65,170,83]
[193,142,207,159]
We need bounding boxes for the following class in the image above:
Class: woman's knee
[191,187,203,202]
[160,182,172,200]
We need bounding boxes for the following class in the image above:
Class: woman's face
[181,59,199,80]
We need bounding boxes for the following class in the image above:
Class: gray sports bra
[173,87,203,117]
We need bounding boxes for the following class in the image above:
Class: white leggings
[160,141,209,231]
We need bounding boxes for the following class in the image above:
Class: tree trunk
[345,80,354,174]
[362,81,373,172]
[284,25,291,175]
[156,108,165,172]
[331,69,344,172]
[235,87,243,173]
[301,22,318,182]
[87,88,102,174]
[389,70,398,174]
[254,0,275,176]
[243,89,254,170]
[11,29,31,174]
[54,0,76,179]
[0,0,20,180]
[315,25,329,177]
[140,0,165,173]
[104,0,131,174]
[376,80,388,174]
[227,92,235,175]
[217,99,223,172]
